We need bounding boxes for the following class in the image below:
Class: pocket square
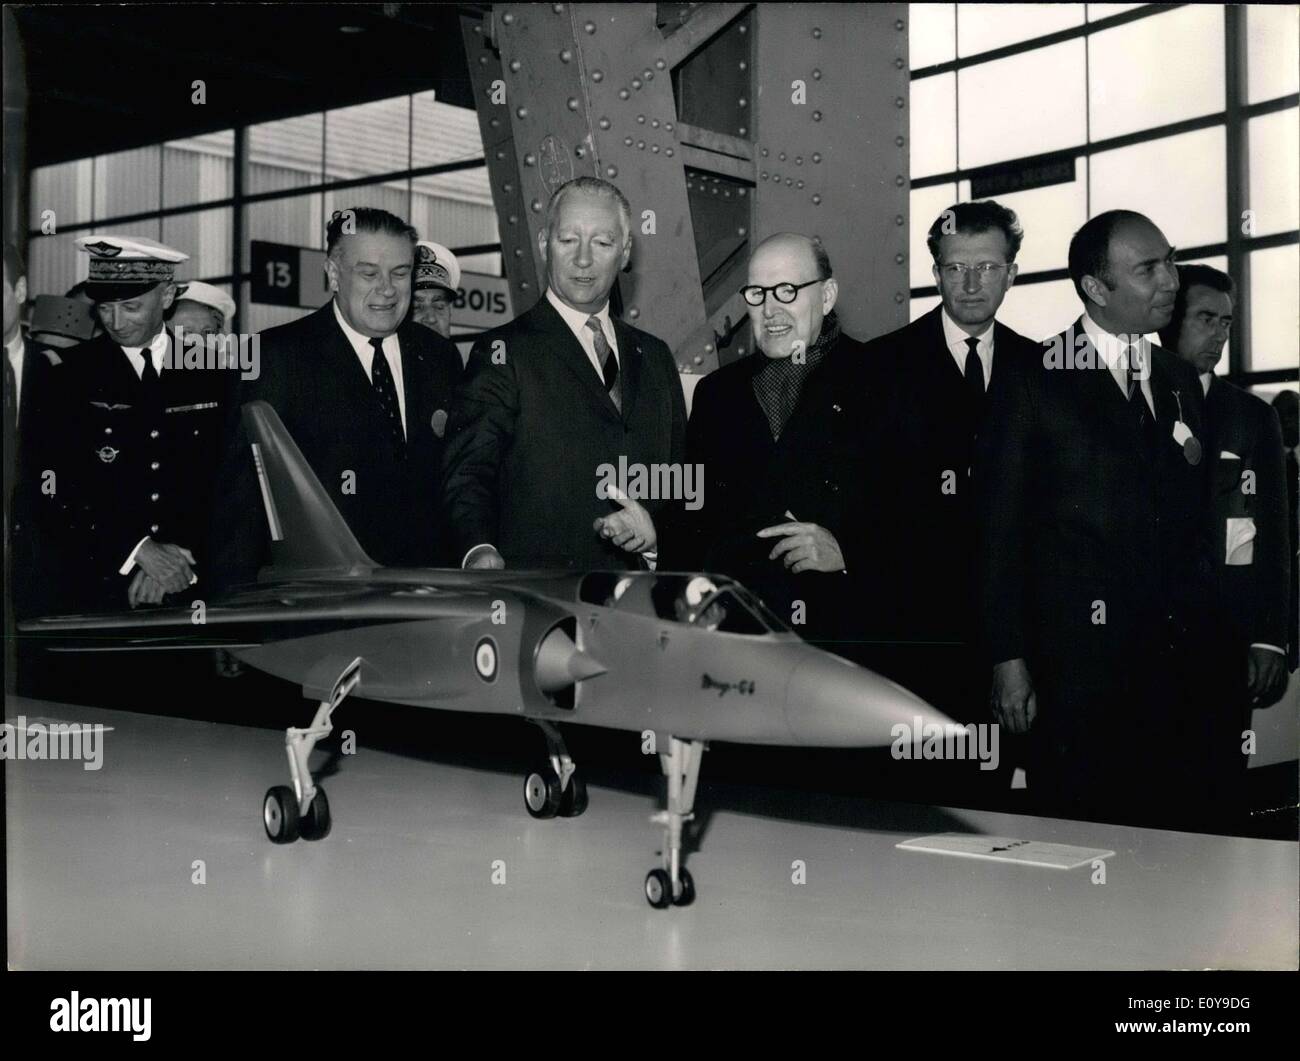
[1219,450,1241,460]
[1226,516,1256,566]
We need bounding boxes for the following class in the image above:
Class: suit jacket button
[104,427,112,435]
[150,430,160,439]
[150,524,159,534]
[150,492,160,502]
[150,461,160,471]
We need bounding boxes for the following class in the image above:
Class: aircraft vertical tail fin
[242,400,379,577]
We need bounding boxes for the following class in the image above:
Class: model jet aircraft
[21,401,953,908]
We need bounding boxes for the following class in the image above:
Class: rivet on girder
[895,293,905,304]
[895,253,905,264]
[491,119,501,131]
[812,110,822,122]
[895,215,904,225]
[503,182,514,193]
[738,97,748,108]
[523,154,536,166]
[894,97,905,109]
[516,107,528,119]
[629,307,640,319]
[502,12,514,25]
[624,137,634,146]
[894,57,905,70]
[739,60,748,71]
[508,214,518,224]
[531,199,543,212]
[592,70,604,82]
[772,172,780,182]
[606,165,618,178]
[665,148,674,157]
[738,227,747,237]
[738,126,747,136]
[560,49,573,63]
[785,178,793,187]
[514,248,523,257]
[637,114,646,124]
[895,176,905,187]
[619,89,630,100]
[693,355,704,365]
[737,23,747,35]
[552,3,563,12]
[584,21,596,33]
[795,156,803,165]
[567,98,579,111]
[812,194,822,205]
[896,19,905,31]
[651,119,660,128]
[895,136,905,147]
[651,145,660,153]
[737,187,746,197]
[812,27,822,39]
[632,78,642,90]
[761,147,769,157]
[812,152,822,163]
[760,172,768,181]
[510,59,521,72]
[796,180,804,189]
[704,343,714,353]
[521,280,530,290]
[478,55,488,66]
[665,122,674,132]
[778,152,786,161]
[644,69,654,79]
[655,58,666,70]
[495,149,505,160]
[812,69,822,80]
[575,146,586,158]
[599,117,611,129]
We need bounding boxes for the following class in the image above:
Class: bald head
[745,233,837,359]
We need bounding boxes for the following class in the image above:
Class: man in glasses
[861,201,1040,754]
[667,232,872,655]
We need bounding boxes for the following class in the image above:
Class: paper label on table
[896,834,1114,870]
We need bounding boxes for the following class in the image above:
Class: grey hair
[543,177,633,243]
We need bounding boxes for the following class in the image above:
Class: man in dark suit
[862,201,1041,730]
[212,207,463,590]
[28,235,226,614]
[442,177,686,571]
[1161,264,1290,706]
[667,232,870,651]
[975,209,1223,831]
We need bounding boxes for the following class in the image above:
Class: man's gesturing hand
[134,540,196,594]
[756,512,844,573]
[990,657,1037,734]
[594,485,657,554]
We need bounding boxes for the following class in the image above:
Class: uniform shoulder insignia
[83,240,122,257]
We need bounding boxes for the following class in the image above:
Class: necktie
[368,337,405,449]
[139,345,162,407]
[1124,344,1159,455]
[964,336,985,405]
[585,316,620,410]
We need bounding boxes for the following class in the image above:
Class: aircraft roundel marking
[474,637,498,683]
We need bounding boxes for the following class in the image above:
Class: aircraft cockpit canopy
[579,573,788,635]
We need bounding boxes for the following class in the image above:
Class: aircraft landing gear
[646,736,704,908]
[263,657,359,844]
[524,719,587,819]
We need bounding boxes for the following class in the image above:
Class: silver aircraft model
[21,402,953,908]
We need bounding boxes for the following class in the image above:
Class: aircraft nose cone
[784,652,953,747]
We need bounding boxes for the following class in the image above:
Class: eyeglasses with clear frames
[938,262,1008,282]
[740,278,822,306]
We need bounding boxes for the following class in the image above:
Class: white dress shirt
[1082,312,1155,416]
[119,328,170,380]
[940,308,993,387]
[332,299,406,437]
[6,331,24,425]
[546,287,619,381]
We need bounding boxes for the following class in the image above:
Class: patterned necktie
[964,335,985,406]
[1124,344,1159,454]
[368,337,405,449]
[585,316,620,410]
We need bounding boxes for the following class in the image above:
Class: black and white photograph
[2,0,1297,1028]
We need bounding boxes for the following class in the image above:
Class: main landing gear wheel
[558,773,588,817]
[299,786,331,841]
[645,736,705,909]
[264,786,301,844]
[524,768,563,819]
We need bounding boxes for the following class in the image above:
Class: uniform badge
[83,240,122,257]
[96,446,119,463]
[431,409,448,438]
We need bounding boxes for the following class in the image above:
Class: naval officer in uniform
[30,235,227,612]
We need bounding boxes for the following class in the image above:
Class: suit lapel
[530,298,621,424]
[396,327,426,444]
[612,317,641,422]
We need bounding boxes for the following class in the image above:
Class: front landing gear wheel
[524,768,562,819]
[263,786,300,844]
[558,773,588,817]
[645,869,673,909]
[300,786,331,841]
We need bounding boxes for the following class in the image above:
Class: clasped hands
[127,539,197,608]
